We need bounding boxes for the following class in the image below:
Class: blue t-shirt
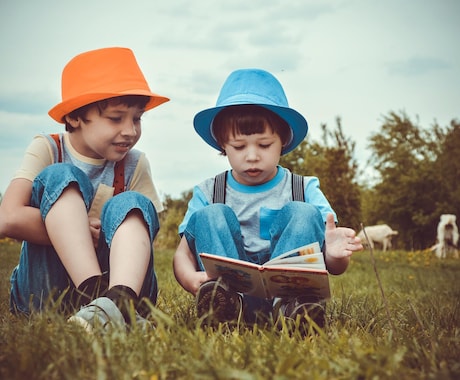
[178,166,336,255]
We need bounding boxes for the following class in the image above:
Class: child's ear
[64,115,80,128]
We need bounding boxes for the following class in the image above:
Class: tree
[280,117,362,229]
[431,119,460,220]
[366,111,454,249]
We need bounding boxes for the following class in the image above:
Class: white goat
[435,214,459,259]
[358,224,398,252]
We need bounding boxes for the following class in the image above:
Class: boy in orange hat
[0,47,169,331]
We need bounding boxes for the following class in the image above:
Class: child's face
[66,102,144,161]
[223,125,283,186]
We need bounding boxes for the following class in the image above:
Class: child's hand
[88,217,101,248]
[190,271,212,296]
[325,213,363,259]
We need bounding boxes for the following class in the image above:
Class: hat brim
[193,104,308,155]
[48,90,169,123]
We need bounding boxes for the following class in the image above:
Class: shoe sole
[196,281,241,322]
[290,303,326,330]
[68,315,94,333]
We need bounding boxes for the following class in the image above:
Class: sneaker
[131,311,155,331]
[196,279,242,324]
[68,297,126,332]
[275,296,326,334]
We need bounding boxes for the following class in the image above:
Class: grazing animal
[435,214,459,259]
[357,224,398,252]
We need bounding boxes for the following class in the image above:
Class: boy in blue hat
[173,68,362,331]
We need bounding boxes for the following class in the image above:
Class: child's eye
[108,117,122,123]
[260,144,272,149]
[232,145,245,150]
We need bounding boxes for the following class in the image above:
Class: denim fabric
[10,163,159,314]
[184,202,325,267]
[183,202,326,320]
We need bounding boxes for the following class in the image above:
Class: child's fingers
[325,213,336,230]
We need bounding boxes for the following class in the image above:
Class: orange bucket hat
[48,47,169,123]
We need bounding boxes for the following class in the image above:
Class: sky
[1,0,459,200]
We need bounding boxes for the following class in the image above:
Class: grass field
[0,238,459,380]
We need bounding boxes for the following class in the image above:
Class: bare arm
[0,178,51,245]
[324,213,363,275]
[173,235,210,296]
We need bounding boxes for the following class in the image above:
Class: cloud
[0,0,459,200]
[0,92,56,115]
[387,56,450,76]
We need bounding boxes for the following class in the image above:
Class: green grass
[0,239,459,379]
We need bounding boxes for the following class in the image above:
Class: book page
[267,252,325,267]
[266,242,323,267]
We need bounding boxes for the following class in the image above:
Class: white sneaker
[68,297,126,332]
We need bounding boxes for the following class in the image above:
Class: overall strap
[212,170,305,203]
[50,133,62,163]
[212,171,227,203]
[48,133,125,194]
[112,159,126,195]
[291,173,305,202]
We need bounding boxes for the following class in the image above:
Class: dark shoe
[275,296,326,335]
[196,279,242,324]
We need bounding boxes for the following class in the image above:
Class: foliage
[280,118,362,229]
[366,112,459,249]
[154,191,192,249]
[1,240,459,379]
[432,120,460,217]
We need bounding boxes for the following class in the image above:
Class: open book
[199,242,330,300]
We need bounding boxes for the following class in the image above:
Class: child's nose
[122,121,137,136]
[246,147,259,161]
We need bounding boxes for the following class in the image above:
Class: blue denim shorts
[10,163,159,314]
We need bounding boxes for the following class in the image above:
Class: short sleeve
[13,135,54,182]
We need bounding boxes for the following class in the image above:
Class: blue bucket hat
[193,68,308,154]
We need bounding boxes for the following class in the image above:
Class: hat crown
[193,68,308,155]
[48,47,169,123]
[216,69,289,108]
[61,47,150,100]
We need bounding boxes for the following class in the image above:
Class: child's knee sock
[105,285,138,324]
[72,274,108,309]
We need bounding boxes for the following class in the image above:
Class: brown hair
[65,95,151,132]
[211,105,291,154]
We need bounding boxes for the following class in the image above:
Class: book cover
[199,242,331,300]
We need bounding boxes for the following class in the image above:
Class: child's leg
[184,204,272,323]
[98,191,159,310]
[182,203,248,270]
[108,209,151,294]
[45,184,101,287]
[269,202,327,330]
[269,202,325,260]
[10,163,96,314]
